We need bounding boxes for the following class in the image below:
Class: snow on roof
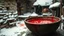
[33,0,53,6]
[49,2,60,8]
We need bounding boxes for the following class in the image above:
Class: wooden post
[16,0,22,15]
[60,0,63,30]
[60,0,62,17]
[62,0,64,17]
[62,7,64,17]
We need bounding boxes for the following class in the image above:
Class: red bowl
[24,16,61,36]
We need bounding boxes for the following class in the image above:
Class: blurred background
[0,0,64,36]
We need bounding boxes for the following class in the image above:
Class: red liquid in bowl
[27,17,58,24]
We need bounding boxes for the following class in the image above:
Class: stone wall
[0,0,17,12]
[0,0,36,13]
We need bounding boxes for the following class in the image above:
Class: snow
[49,2,60,8]
[7,18,16,20]
[33,0,60,8]
[18,12,38,18]
[0,12,38,36]
[61,15,64,20]
[33,0,52,6]
[0,12,64,36]
[30,12,38,16]
[0,21,28,36]
[43,12,52,16]
[0,19,4,23]
[33,1,38,6]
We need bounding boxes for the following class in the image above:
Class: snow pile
[0,21,28,36]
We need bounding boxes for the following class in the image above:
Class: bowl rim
[24,16,61,25]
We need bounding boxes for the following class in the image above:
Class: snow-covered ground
[0,21,28,36]
[0,12,64,36]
